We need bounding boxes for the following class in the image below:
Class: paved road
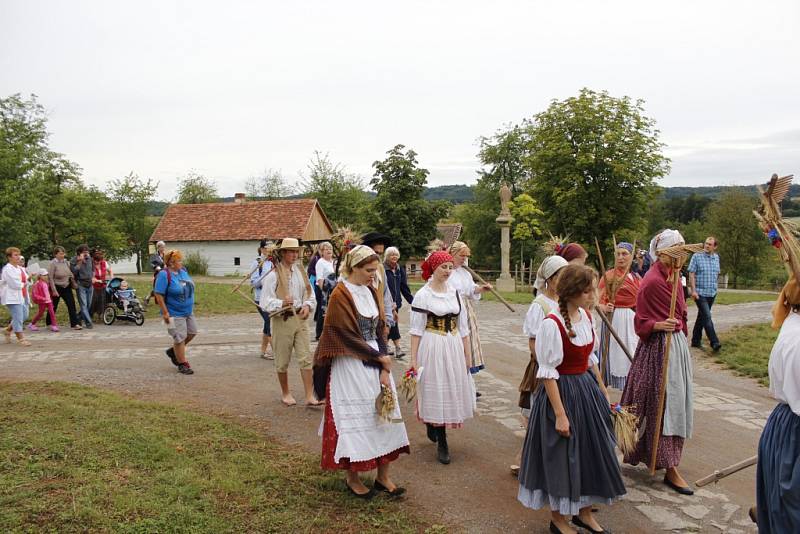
[0,300,773,533]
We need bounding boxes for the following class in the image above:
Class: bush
[184,251,209,276]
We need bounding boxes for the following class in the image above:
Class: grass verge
[706,323,777,386]
[0,381,425,533]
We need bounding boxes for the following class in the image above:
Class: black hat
[260,239,269,248]
[361,231,392,247]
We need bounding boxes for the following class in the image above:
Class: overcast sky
[2,0,798,200]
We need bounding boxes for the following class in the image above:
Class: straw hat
[276,237,302,251]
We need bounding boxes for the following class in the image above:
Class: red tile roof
[150,199,332,242]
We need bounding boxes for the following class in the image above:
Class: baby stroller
[102,277,145,326]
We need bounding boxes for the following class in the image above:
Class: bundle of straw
[611,403,640,456]
[375,384,398,422]
[542,233,570,257]
[398,367,421,402]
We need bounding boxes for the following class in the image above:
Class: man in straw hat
[259,237,320,407]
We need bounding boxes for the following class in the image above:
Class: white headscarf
[534,255,569,290]
[649,229,685,261]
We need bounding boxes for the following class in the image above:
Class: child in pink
[30,269,59,332]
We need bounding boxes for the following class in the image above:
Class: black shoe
[178,362,194,375]
[436,427,450,465]
[572,515,608,533]
[712,344,722,352]
[663,476,694,495]
[426,423,438,443]
[165,347,178,366]
[475,391,482,398]
[84,322,93,329]
[690,342,702,348]
[550,521,575,534]
[346,481,376,500]
[374,480,406,497]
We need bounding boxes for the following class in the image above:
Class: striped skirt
[464,298,484,374]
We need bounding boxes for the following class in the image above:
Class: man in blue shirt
[688,236,722,351]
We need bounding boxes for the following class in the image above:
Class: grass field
[0,382,428,533]
[705,323,777,386]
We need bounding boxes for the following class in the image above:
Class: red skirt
[321,386,410,472]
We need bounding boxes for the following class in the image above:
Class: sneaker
[165,347,179,366]
[28,324,39,332]
[84,323,93,329]
[178,362,194,375]
[50,326,60,332]
[712,344,722,352]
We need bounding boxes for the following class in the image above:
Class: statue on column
[499,183,512,217]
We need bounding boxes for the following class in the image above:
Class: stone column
[495,184,515,292]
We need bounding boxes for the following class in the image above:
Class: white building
[149,194,334,276]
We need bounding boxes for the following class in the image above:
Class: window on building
[234,257,240,266]
[410,264,416,272]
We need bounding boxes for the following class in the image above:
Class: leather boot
[426,423,438,443]
[437,427,450,464]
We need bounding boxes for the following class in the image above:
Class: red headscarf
[422,251,453,281]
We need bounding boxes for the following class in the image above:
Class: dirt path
[0,300,772,533]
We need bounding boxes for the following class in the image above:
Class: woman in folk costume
[620,229,695,495]
[511,255,569,476]
[596,242,642,390]
[756,277,800,532]
[557,243,588,265]
[313,245,409,499]
[518,264,624,534]
[447,241,491,375]
[410,251,476,465]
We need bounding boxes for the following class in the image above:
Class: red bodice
[547,310,595,375]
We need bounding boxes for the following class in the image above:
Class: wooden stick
[596,309,634,363]
[695,455,758,487]
[463,265,516,312]
[594,237,612,376]
[649,261,681,475]
[231,256,271,293]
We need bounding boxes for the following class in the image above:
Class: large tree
[244,168,293,200]
[108,172,159,272]
[527,88,669,247]
[300,151,370,228]
[176,171,218,204]
[370,145,449,258]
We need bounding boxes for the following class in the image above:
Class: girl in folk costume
[512,255,569,476]
[756,277,800,532]
[518,265,624,534]
[410,251,475,465]
[620,229,696,495]
[596,242,642,390]
[313,245,409,499]
[446,241,491,374]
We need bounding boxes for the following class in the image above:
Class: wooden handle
[695,455,758,487]
[463,265,515,312]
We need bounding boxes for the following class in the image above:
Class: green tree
[508,193,544,260]
[370,145,450,258]
[176,171,218,204]
[527,88,669,247]
[300,151,370,228]
[107,172,159,272]
[477,124,531,194]
[706,190,769,287]
[244,168,294,199]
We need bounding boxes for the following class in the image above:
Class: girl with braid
[518,264,624,534]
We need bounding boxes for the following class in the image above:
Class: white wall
[108,255,140,274]
[171,240,260,276]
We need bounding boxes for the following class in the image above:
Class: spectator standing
[688,236,722,351]
[250,239,274,360]
[2,247,31,346]
[48,246,81,329]
[632,248,652,277]
[18,255,32,325]
[384,246,414,358]
[146,241,166,305]
[314,242,335,341]
[29,269,58,332]
[154,250,197,375]
[90,249,112,321]
[70,244,95,329]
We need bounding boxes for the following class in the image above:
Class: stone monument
[495,184,515,292]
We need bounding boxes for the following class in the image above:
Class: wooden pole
[594,237,612,377]
[596,309,634,362]
[649,261,681,475]
[463,265,516,312]
[695,455,758,487]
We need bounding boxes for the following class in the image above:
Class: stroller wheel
[133,311,145,326]
[102,306,116,325]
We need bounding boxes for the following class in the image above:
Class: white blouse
[523,294,558,339]
[342,280,378,319]
[316,258,335,283]
[408,284,470,338]
[447,267,481,301]
[535,308,599,380]
[769,312,800,415]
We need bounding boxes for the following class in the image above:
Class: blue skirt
[757,402,800,533]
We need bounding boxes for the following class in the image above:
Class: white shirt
[408,284,470,338]
[259,263,316,314]
[0,264,25,305]
[769,312,800,415]
[535,308,599,380]
[316,258,335,283]
[447,267,481,301]
[523,294,558,339]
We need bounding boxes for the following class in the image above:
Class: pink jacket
[32,279,52,305]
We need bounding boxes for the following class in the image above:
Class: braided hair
[555,264,597,338]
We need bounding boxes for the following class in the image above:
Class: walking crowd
[2,218,796,534]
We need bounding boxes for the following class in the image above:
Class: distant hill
[423,185,475,203]
[661,184,800,200]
